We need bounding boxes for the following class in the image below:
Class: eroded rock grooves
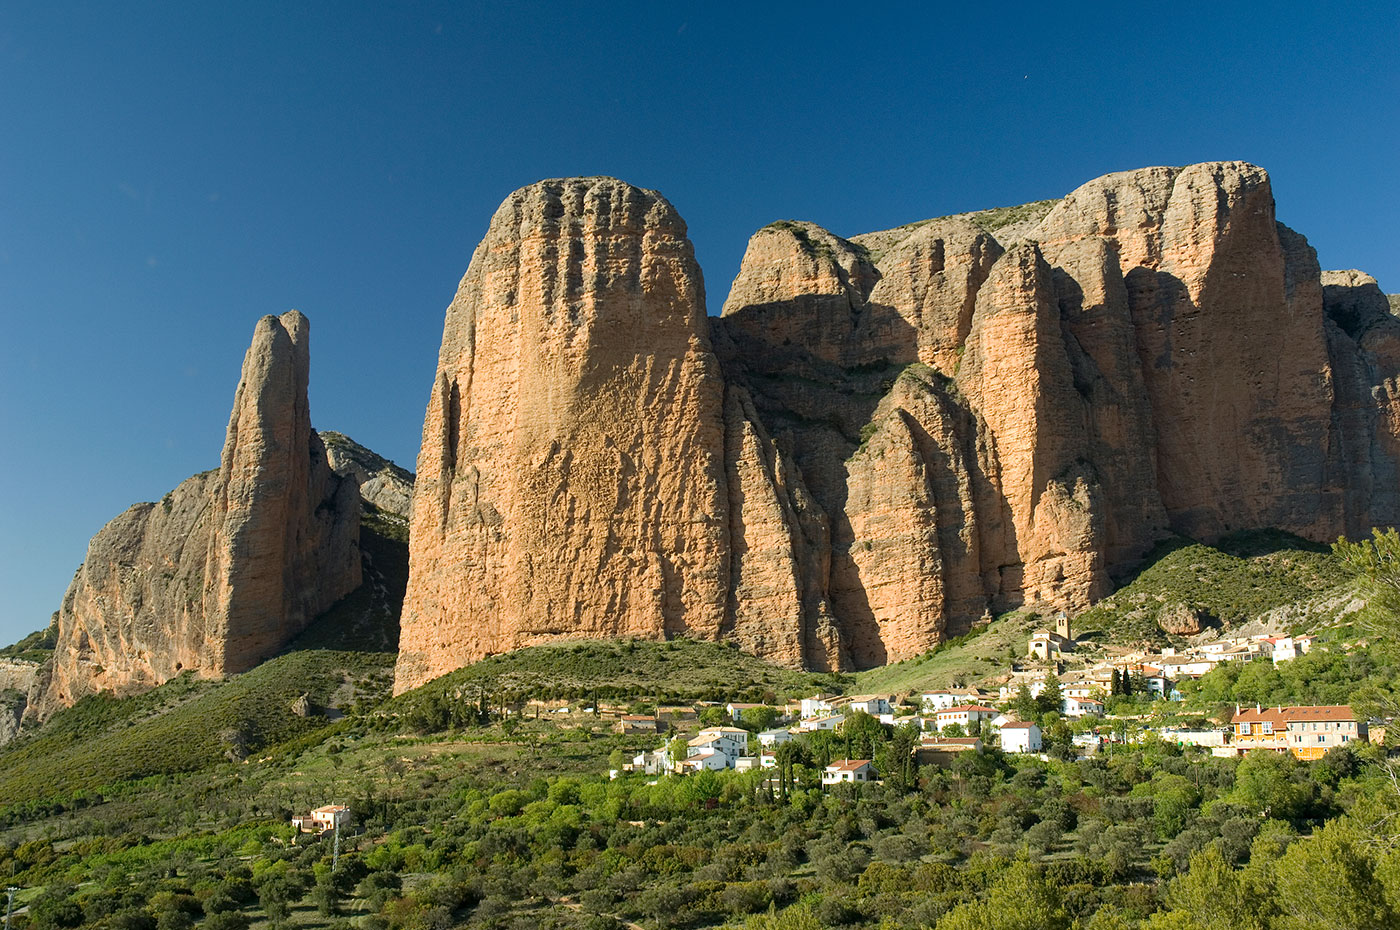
[397,164,1400,682]
[36,312,361,715]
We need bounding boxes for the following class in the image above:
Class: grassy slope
[0,504,408,806]
[384,637,841,716]
[1074,530,1347,646]
[0,648,393,804]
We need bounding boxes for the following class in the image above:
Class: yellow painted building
[1230,705,1366,760]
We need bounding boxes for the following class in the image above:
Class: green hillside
[384,636,841,718]
[0,647,393,805]
[1074,530,1347,645]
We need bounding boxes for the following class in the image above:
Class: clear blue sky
[2,1,1397,645]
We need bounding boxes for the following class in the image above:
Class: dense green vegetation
[1074,530,1346,645]
[2,523,1397,929]
[4,692,1398,930]
[1,620,57,664]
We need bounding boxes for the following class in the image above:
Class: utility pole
[332,824,340,871]
[5,885,17,930]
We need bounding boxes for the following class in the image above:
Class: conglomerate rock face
[36,312,360,715]
[398,163,1400,682]
[394,179,732,693]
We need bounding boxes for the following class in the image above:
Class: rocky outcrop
[322,431,416,518]
[396,162,1400,684]
[0,659,40,746]
[956,244,1110,610]
[1157,603,1211,636]
[1035,163,1337,542]
[1321,269,1400,534]
[37,312,360,714]
[395,178,731,693]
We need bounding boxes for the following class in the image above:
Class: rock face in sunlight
[381,162,1400,683]
[395,179,732,693]
[35,312,361,716]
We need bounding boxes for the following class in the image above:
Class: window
[1237,723,1250,736]
[1261,721,1272,735]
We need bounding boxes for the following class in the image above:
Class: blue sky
[2,1,1397,644]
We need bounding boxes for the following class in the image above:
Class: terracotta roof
[1231,705,1358,726]
[943,704,997,713]
[826,759,872,771]
[1000,722,1038,729]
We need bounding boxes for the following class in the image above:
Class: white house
[934,705,999,732]
[800,713,845,732]
[921,691,959,712]
[840,694,893,716]
[1060,678,1100,700]
[822,759,876,786]
[629,750,667,775]
[293,805,351,834]
[687,727,749,766]
[801,694,838,719]
[999,723,1042,754]
[1062,697,1104,718]
[677,749,731,773]
[757,728,794,748]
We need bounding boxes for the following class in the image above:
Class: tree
[608,749,628,773]
[1110,668,1122,696]
[842,710,887,760]
[1012,685,1039,720]
[936,861,1068,930]
[1231,750,1313,823]
[1272,815,1395,929]
[1334,527,1400,630]
[699,706,728,727]
[1037,675,1064,715]
[1148,845,1265,930]
[740,706,780,732]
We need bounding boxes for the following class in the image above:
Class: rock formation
[394,179,731,693]
[36,312,360,714]
[398,162,1400,684]
[322,430,416,519]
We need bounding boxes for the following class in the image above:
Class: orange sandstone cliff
[35,312,361,714]
[397,163,1400,684]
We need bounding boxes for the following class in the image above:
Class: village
[599,614,1368,786]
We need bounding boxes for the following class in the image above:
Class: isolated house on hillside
[292,805,350,834]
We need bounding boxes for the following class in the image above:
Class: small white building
[757,728,794,747]
[801,694,838,719]
[677,749,730,773]
[999,722,1042,754]
[934,705,999,732]
[921,690,959,712]
[1062,697,1104,718]
[840,694,893,716]
[293,805,351,834]
[630,750,667,775]
[800,713,845,732]
[822,759,876,786]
